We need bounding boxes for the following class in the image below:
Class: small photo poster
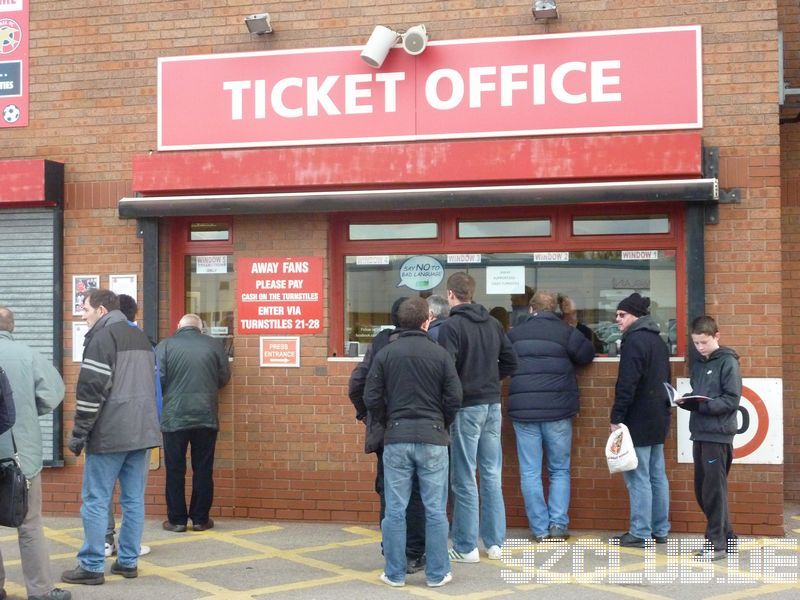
[72,322,89,362]
[72,275,99,315]
[109,274,137,302]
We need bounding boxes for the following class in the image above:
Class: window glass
[573,215,669,235]
[190,222,230,241]
[349,222,437,240]
[458,219,551,238]
[344,250,677,356]
[184,255,235,358]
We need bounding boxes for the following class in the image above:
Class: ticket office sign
[237,257,323,334]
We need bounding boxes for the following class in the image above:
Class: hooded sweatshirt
[437,302,517,407]
[687,346,741,444]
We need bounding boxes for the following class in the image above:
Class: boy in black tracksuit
[678,315,741,561]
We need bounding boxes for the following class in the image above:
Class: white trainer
[379,572,405,587]
[138,545,151,557]
[427,571,453,587]
[487,545,503,560]
[448,547,480,563]
[104,541,115,558]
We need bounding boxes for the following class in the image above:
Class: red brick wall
[0,1,780,534]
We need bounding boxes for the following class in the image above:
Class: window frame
[330,203,686,356]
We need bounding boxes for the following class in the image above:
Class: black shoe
[193,517,215,531]
[162,520,187,532]
[406,555,426,574]
[0,588,6,600]
[654,535,668,544]
[110,560,138,578]
[29,588,73,600]
[61,565,105,586]
[611,533,647,548]
[531,534,546,543]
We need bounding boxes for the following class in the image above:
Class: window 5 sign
[676,378,783,465]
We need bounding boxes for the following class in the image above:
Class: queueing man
[0,307,71,600]
[438,272,517,563]
[609,292,671,547]
[348,297,427,573]
[157,313,230,533]
[507,291,594,542]
[62,289,161,585]
[679,315,741,561]
[364,297,462,588]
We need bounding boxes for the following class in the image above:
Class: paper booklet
[663,382,711,407]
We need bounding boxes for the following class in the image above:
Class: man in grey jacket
[0,307,71,600]
[62,289,161,586]
[157,313,230,533]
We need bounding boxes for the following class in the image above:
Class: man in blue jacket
[507,291,594,542]
[609,292,671,547]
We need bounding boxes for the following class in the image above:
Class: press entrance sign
[676,378,783,464]
[237,257,323,334]
[260,336,300,368]
[158,26,701,150]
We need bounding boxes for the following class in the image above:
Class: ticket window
[333,207,683,357]
[170,219,235,358]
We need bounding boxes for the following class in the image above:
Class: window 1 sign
[397,255,444,291]
[260,336,300,368]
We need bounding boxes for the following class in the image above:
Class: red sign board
[237,257,323,335]
[0,0,28,128]
[158,26,701,151]
[260,336,300,368]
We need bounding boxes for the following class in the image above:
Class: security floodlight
[245,13,272,35]
[361,25,401,68]
[532,1,559,20]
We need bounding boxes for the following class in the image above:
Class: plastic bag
[605,424,638,473]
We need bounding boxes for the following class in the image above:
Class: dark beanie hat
[617,293,650,318]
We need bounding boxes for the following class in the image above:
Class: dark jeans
[693,440,735,551]
[376,447,426,559]
[163,428,218,526]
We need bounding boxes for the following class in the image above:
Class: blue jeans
[622,444,670,539]
[450,403,506,552]
[381,443,450,584]
[513,418,572,538]
[77,450,149,572]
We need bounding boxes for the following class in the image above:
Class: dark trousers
[376,447,426,559]
[693,440,735,551]
[163,428,218,526]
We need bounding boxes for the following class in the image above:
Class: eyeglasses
[615,311,629,319]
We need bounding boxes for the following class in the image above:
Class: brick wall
[4,1,782,534]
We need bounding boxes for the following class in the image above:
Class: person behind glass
[348,297,428,574]
[426,294,449,341]
[364,297,462,588]
[157,313,231,533]
[509,285,534,328]
[437,272,518,563]
[507,291,594,542]
[0,306,71,600]
[678,315,741,561]
[558,294,604,354]
[62,289,161,585]
[104,294,153,558]
[609,292,671,547]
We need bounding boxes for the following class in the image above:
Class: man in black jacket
[364,297,462,588]
[157,313,230,533]
[507,291,594,542]
[609,292,671,547]
[438,272,517,563]
[348,297,427,572]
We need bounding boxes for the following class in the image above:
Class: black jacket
[437,303,517,407]
[364,330,462,446]
[427,318,446,342]
[610,315,671,447]
[156,326,231,432]
[348,327,401,453]
[686,346,741,444]
[507,312,594,422]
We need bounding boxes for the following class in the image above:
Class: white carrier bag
[605,424,638,473]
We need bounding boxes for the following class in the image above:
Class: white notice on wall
[486,265,525,295]
[196,255,228,274]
